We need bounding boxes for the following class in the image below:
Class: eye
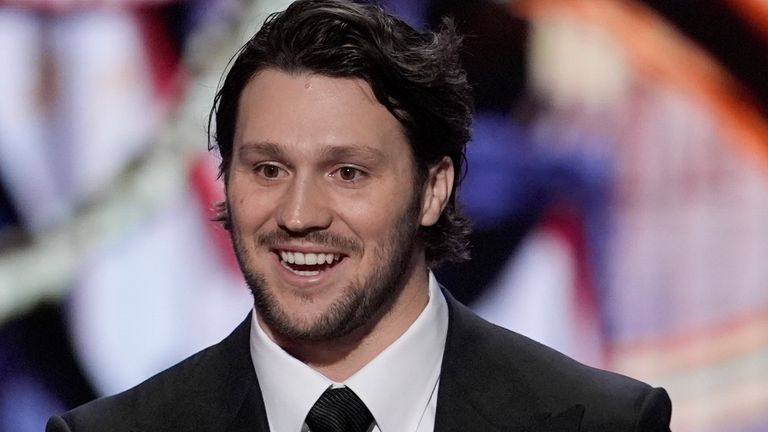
[254,163,287,179]
[334,166,366,182]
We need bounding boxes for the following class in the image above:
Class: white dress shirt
[250,272,449,432]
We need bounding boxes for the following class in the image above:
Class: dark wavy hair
[209,0,473,266]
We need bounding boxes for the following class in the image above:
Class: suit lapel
[527,405,584,431]
[435,291,583,432]
[433,389,508,432]
[198,314,271,432]
[434,291,526,432]
[225,381,270,432]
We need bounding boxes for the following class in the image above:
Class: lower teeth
[294,270,320,276]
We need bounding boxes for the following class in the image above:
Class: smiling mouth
[276,250,344,276]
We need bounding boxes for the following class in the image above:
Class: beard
[229,191,423,343]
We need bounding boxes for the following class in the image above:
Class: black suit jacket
[47,293,672,431]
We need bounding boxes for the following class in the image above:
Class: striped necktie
[305,387,374,432]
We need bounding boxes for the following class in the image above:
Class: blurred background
[0,0,767,430]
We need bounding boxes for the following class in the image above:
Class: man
[47,0,672,431]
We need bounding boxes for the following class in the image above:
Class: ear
[420,157,454,227]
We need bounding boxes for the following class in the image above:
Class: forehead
[234,69,410,159]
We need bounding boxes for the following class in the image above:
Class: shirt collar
[250,271,448,432]
[250,307,331,432]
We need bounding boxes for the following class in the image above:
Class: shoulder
[48,316,258,432]
[442,293,671,431]
[52,345,217,431]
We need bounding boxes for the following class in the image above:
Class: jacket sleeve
[635,387,672,432]
[46,416,74,432]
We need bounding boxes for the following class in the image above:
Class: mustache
[256,230,363,255]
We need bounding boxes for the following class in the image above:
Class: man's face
[226,69,433,342]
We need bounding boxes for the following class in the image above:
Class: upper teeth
[280,251,340,265]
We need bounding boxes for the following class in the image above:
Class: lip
[269,250,348,289]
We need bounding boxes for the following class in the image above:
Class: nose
[276,176,332,233]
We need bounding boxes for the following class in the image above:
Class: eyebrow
[318,144,386,164]
[238,141,285,159]
[238,141,386,164]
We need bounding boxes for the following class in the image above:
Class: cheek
[336,189,410,239]
[227,185,273,229]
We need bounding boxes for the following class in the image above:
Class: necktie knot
[305,387,374,432]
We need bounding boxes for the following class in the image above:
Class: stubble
[229,191,422,343]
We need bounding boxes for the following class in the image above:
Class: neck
[261,261,430,382]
